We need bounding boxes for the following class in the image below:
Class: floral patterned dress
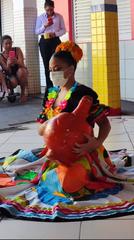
[0,84,134,221]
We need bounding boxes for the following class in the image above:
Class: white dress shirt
[35,12,66,37]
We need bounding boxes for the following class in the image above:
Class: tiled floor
[0,116,134,239]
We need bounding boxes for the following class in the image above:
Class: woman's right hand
[7,57,17,66]
[44,20,53,28]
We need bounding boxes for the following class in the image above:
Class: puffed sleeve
[72,85,110,126]
[87,94,110,126]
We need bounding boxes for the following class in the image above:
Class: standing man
[35,0,66,89]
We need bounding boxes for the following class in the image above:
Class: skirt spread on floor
[0,146,134,221]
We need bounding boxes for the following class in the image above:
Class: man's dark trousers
[39,36,61,89]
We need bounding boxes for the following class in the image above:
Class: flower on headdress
[55,41,83,63]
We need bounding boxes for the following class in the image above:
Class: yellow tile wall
[91,10,121,109]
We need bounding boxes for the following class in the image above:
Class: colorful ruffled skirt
[0,146,134,221]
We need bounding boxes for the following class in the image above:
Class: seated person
[0,42,134,221]
[37,42,111,153]
[0,35,28,102]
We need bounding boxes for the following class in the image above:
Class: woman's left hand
[11,57,18,64]
[8,57,17,66]
[73,135,101,156]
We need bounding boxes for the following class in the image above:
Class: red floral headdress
[55,41,83,63]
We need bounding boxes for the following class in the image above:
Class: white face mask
[50,71,68,87]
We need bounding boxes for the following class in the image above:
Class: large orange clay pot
[42,96,93,166]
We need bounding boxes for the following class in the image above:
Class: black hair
[53,51,77,70]
[44,0,54,8]
[1,35,12,45]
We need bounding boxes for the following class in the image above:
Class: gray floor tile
[0,143,42,153]
[104,141,134,151]
[13,129,39,136]
[124,127,134,134]
[6,135,43,144]
[80,220,134,239]
[0,132,16,145]
[0,219,81,239]
[104,133,130,143]
[0,97,41,130]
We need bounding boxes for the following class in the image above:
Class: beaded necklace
[38,82,78,122]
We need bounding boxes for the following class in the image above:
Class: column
[91,0,121,114]
[1,0,14,37]
[13,0,40,95]
[130,0,134,39]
